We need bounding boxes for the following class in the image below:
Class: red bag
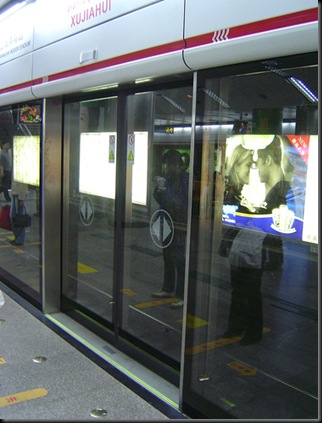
[0,205,12,231]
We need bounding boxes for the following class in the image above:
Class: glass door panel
[62,98,117,323]
[182,57,318,419]
[120,86,193,365]
[0,102,42,300]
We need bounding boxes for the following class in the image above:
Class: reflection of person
[256,135,294,270]
[80,105,100,132]
[152,149,189,309]
[0,140,12,202]
[181,152,190,172]
[221,143,265,345]
[10,180,29,246]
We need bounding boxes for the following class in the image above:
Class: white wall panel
[0,54,34,106]
[183,23,318,71]
[184,0,317,38]
[0,3,34,66]
[31,52,187,98]
[33,0,176,49]
[31,0,186,97]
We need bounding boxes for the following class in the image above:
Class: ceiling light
[287,77,318,103]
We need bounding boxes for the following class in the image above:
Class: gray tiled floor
[0,290,176,420]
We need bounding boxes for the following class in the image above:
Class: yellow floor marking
[121,289,137,296]
[0,388,48,407]
[219,396,236,408]
[77,262,98,274]
[0,358,6,364]
[178,314,208,328]
[186,336,240,355]
[186,327,271,355]
[228,361,257,376]
[135,298,174,309]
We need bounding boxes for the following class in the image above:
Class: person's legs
[223,267,247,337]
[10,195,26,245]
[152,245,175,297]
[240,268,263,344]
[2,171,11,201]
[161,245,176,293]
[173,231,186,300]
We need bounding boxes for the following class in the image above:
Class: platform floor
[0,285,188,421]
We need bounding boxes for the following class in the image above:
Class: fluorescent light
[200,88,230,108]
[160,94,185,113]
[288,77,318,103]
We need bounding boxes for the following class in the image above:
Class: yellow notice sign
[0,388,48,407]
[0,358,6,364]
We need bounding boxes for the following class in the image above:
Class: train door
[61,81,194,379]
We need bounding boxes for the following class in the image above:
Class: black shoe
[10,240,24,246]
[239,334,262,346]
[222,329,244,338]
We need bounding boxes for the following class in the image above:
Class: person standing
[0,140,13,202]
[221,143,266,345]
[10,180,29,246]
[152,149,189,309]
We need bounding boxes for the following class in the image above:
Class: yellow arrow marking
[77,262,98,274]
[228,361,257,376]
[120,289,137,296]
[0,358,6,364]
[186,327,271,355]
[0,388,48,407]
[178,314,208,328]
[135,298,174,309]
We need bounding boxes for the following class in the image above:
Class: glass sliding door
[182,54,318,419]
[0,102,42,302]
[62,97,117,323]
[119,85,193,371]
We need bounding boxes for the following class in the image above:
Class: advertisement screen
[79,131,148,205]
[222,134,318,244]
[13,135,40,186]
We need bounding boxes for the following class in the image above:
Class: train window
[183,56,318,419]
[0,102,42,301]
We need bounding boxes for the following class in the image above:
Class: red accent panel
[0,8,317,95]
[0,80,33,94]
[43,40,185,84]
[185,7,318,48]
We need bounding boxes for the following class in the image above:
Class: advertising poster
[13,135,40,186]
[222,134,318,244]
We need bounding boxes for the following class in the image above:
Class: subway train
[0,0,318,419]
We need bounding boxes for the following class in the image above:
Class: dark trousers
[162,230,186,299]
[0,170,12,201]
[228,266,264,339]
